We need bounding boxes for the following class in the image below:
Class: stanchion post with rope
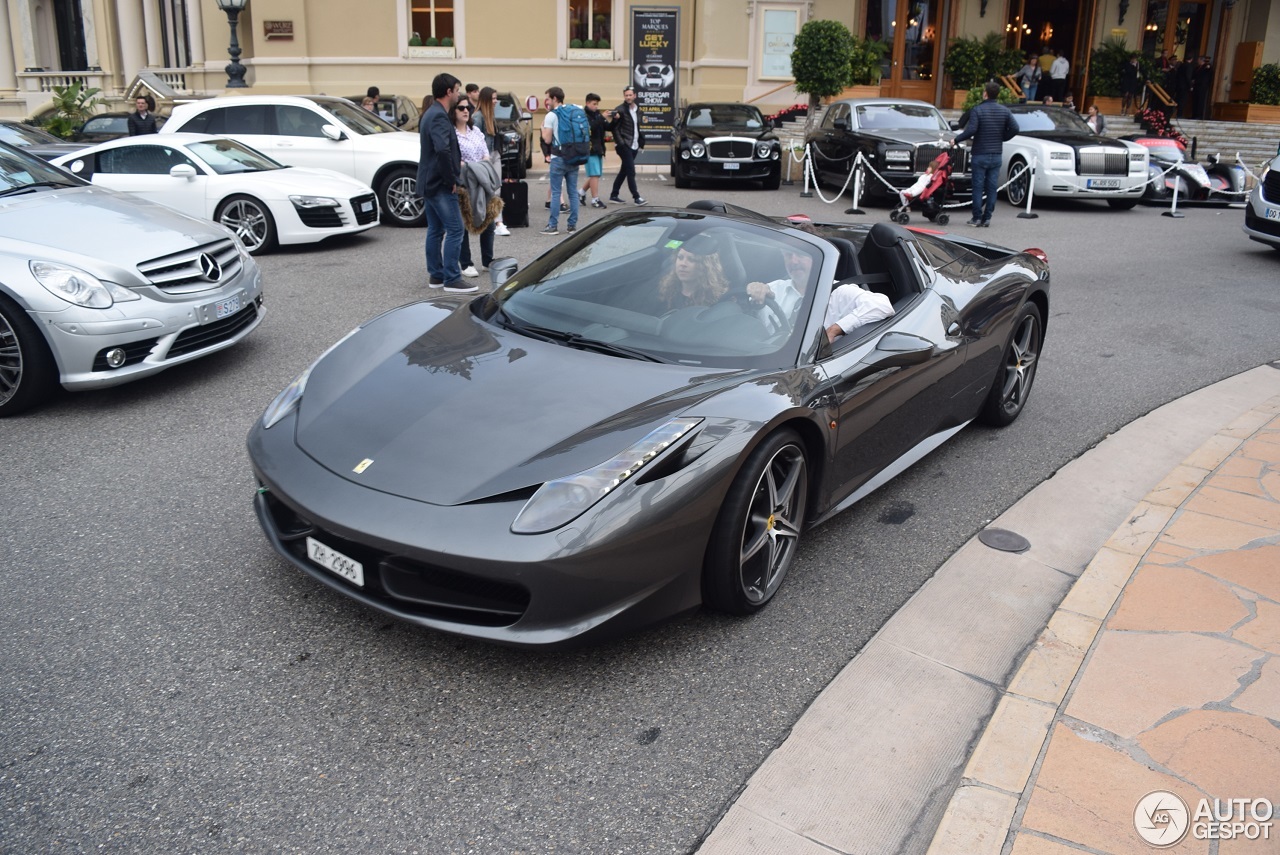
[783,145,796,186]
[844,159,865,215]
[1017,157,1038,220]
[799,144,814,198]
[1162,170,1184,218]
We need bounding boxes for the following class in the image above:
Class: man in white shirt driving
[746,240,894,342]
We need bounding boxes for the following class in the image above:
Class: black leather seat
[856,222,919,305]
[827,236,861,281]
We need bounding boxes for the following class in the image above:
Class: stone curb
[923,393,1280,855]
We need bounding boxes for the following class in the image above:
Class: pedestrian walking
[951,81,1019,228]
[606,86,646,206]
[1048,49,1070,102]
[417,73,472,292]
[581,93,608,209]
[1016,54,1041,102]
[540,86,583,235]
[1120,54,1142,115]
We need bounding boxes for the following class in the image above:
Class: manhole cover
[978,527,1031,554]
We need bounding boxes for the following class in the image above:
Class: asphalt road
[2,176,1278,855]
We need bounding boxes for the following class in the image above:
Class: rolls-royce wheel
[1005,157,1030,207]
[703,429,808,615]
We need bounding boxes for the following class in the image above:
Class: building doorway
[866,0,940,101]
[1004,0,1083,96]
[1140,0,1212,62]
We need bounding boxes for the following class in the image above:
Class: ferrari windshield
[856,104,948,131]
[1011,107,1095,134]
[487,214,825,368]
[189,138,284,174]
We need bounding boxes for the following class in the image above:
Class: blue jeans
[424,190,464,284]
[1023,82,1037,102]
[970,153,1002,222]
[547,158,579,230]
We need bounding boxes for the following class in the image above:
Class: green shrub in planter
[597,39,610,49]
[425,36,439,46]
[960,84,1016,112]
[408,32,422,46]
[1088,36,1130,97]
[570,38,582,49]
[1251,63,1280,106]
[441,37,453,47]
[583,39,596,49]
[943,36,988,90]
[849,36,889,86]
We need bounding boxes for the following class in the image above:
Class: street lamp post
[215,0,249,88]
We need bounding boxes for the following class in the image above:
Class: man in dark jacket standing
[606,87,646,205]
[127,96,158,135]
[417,73,473,293]
[952,81,1017,227]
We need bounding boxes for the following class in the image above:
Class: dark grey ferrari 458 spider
[248,201,1050,647]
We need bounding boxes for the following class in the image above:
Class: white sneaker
[461,265,479,278]
[494,223,511,236]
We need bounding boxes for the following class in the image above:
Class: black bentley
[807,99,970,201]
[670,103,782,189]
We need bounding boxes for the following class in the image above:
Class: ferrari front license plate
[213,294,241,319]
[723,162,740,170]
[1265,207,1280,221]
[306,537,364,586]
[1087,178,1120,189]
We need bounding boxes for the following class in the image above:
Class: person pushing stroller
[889,153,953,226]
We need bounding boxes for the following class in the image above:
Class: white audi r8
[54,134,380,254]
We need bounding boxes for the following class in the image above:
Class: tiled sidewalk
[929,400,1280,855]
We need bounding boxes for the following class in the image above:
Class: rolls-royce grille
[352,193,379,225]
[1077,147,1129,176]
[137,239,244,294]
[707,139,756,160]
[261,492,530,627]
[167,297,260,358]
[1262,170,1280,204]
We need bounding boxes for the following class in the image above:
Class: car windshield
[0,123,58,147]
[855,104,948,131]
[1012,108,1094,134]
[486,213,823,368]
[494,95,521,122]
[307,98,400,135]
[685,105,764,129]
[0,144,84,194]
[188,138,284,173]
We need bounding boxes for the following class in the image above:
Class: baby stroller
[889,151,954,226]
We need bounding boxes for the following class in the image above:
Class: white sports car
[53,134,379,254]
[995,105,1149,210]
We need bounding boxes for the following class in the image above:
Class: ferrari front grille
[1076,147,1129,176]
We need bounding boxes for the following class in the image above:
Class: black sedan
[670,103,782,189]
[248,202,1049,647]
[0,119,87,160]
[494,92,533,179]
[807,98,970,201]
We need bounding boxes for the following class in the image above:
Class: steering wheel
[760,294,789,333]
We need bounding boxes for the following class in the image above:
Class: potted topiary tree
[837,35,889,99]
[1086,36,1129,115]
[790,19,855,138]
[943,36,988,108]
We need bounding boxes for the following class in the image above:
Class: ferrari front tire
[979,302,1042,427]
[703,429,808,615]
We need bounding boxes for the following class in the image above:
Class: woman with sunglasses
[451,97,499,278]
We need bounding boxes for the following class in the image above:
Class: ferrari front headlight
[261,327,360,429]
[511,417,703,534]
[30,261,138,308]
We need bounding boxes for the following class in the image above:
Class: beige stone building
[2,0,1278,121]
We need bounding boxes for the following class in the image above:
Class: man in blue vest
[953,81,1018,227]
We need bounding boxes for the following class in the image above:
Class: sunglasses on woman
[456,105,472,112]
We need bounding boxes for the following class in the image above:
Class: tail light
[786,214,812,223]
[1023,247,1048,264]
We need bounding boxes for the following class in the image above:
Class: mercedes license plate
[213,294,240,320]
[1265,207,1280,221]
[1087,178,1121,189]
[306,537,364,586]
[723,162,740,170]
[360,200,374,213]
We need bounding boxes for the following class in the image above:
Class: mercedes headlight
[690,142,706,158]
[29,261,138,308]
[511,418,702,534]
[290,195,340,208]
[261,328,360,429]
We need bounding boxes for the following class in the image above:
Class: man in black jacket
[417,73,472,293]
[606,87,646,205]
[952,81,1018,227]
[127,96,158,135]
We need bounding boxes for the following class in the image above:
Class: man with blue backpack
[540,87,591,235]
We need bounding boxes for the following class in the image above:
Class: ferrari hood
[293,302,743,505]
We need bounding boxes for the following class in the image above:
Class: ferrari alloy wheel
[704,429,808,615]
[216,195,277,254]
[1005,158,1030,207]
[0,294,56,417]
[979,302,1042,427]
[379,167,425,226]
